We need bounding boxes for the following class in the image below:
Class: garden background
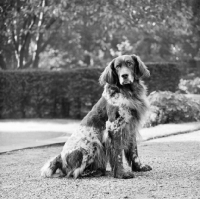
[0,0,200,126]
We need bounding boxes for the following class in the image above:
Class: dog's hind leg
[41,154,64,178]
[82,157,107,177]
[78,145,107,178]
[62,149,85,178]
[63,148,100,179]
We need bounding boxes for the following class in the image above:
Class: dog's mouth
[121,79,133,85]
[123,81,130,84]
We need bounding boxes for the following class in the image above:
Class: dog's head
[99,54,150,86]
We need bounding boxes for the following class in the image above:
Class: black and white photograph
[0,0,200,198]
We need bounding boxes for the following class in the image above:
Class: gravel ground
[0,140,200,199]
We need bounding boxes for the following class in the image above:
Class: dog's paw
[82,168,106,178]
[141,164,152,172]
[114,171,135,179]
[92,169,106,177]
[132,164,152,172]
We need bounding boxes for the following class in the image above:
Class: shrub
[0,62,181,119]
[145,62,180,93]
[0,69,103,119]
[178,77,200,94]
[146,91,200,126]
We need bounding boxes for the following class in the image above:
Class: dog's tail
[41,154,64,178]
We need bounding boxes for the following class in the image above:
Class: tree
[190,0,200,58]
[1,0,63,69]
[47,0,197,67]
[1,0,199,69]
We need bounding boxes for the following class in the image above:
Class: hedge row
[0,63,180,119]
[145,62,180,93]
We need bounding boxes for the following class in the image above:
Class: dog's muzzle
[120,74,133,85]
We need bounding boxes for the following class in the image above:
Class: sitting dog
[41,54,152,179]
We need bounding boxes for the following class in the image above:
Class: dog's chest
[103,87,138,122]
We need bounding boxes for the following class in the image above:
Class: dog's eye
[126,62,132,67]
[115,64,121,69]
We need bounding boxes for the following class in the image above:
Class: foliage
[0,69,102,119]
[46,0,198,68]
[146,91,200,126]
[0,63,180,119]
[0,0,64,69]
[179,77,200,94]
[0,0,200,69]
[145,62,180,93]
[191,0,200,58]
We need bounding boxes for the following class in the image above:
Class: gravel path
[0,139,200,199]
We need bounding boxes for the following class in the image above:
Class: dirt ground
[0,139,200,199]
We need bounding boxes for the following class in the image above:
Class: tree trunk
[32,44,41,69]
[32,0,46,69]
[0,54,7,69]
[83,54,91,66]
[15,48,25,69]
[15,52,21,68]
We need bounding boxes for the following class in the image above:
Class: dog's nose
[122,74,128,79]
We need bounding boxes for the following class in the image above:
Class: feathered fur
[41,54,152,179]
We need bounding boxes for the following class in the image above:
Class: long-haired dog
[41,54,152,179]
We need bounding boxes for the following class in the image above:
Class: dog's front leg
[125,135,152,172]
[131,144,152,172]
[109,132,134,179]
[112,148,135,179]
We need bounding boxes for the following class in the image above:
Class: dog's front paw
[132,164,152,172]
[141,164,152,172]
[114,170,135,179]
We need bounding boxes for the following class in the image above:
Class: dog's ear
[99,59,117,85]
[132,54,150,79]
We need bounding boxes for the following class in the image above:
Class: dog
[41,54,152,179]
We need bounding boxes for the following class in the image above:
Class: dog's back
[80,96,108,131]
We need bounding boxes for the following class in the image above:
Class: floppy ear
[132,54,150,79]
[99,59,117,85]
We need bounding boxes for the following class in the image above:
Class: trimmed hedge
[145,62,180,93]
[0,62,180,119]
[0,69,103,119]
